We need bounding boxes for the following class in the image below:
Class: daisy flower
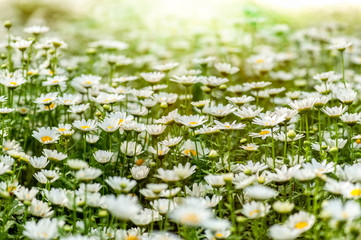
[241,201,270,219]
[34,92,58,105]
[32,127,60,144]
[176,115,207,128]
[285,211,315,234]
[73,119,97,132]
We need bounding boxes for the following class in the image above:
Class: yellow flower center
[125,236,139,240]
[58,128,66,132]
[295,221,308,229]
[215,233,224,238]
[45,103,55,110]
[135,159,145,166]
[82,81,91,85]
[118,119,124,125]
[159,150,163,155]
[249,209,259,216]
[81,126,90,130]
[9,82,17,86]
[181,212,199,225]
[189,121,198,125]
[43,98,52,103]
[41,136,53,143]
[351,189,361,197]
[41,233,48,238]
[356,139,361,144]
[256,59,264,64]
[52,80,59,83]
[184,149,197,156]
[259,130,270,135]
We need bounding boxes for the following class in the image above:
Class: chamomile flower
[329,41,352,51]
[322,105,347,118]
[233,106,263,120]
[244,185,278,200]
[0,76,26,88]
[93,150,113,164]
[176,115,207,128]
[68,104,90,114]
[28,199,54,218]
[160,136,183,148]
[73,119,97,132]
[57,94,81,106]
[103,194,141,220]
[180,139,210,158]
[225,96,255,106]
[131,165,150,180]
[253,113,286,127]
[214,62,239,75]
[23,218,58,240]
[342,183,361,199]
[34,92,58,105]
[55,124,74,136]
[240,143,259,152]
[241,201,270,219]
[105,176,137,193]
[170,75,199,86]
[98,117,121,132]
[285,211,315,233]
[268,224,300,240]
[140,72,165,84]
[75,167,102,181]
[146,124,167,136]
[170,204,213,227]
[29,156,49,169]
[32,127,60,144]
[322,199,361,221]
[120,141,143,157]
[289,98,316,113]
[203,104,236,118]
[13,186,38,201]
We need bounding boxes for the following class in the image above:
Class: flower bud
[86,48,96,55]
[273,201,294,213]
[222,173,233,182]
[103,104,111,112]
[208,150,219,158]
[160,101,168,108]
[4,21,12,29]
[63,225,72,232]
[257,176,265,184]
[329,147,338,155]
[244,168,252,175]
[98,209,108,217]
[287,130,296,139]
[219,84,227,90]
[1,191,10,199]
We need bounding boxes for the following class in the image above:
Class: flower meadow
[1,12,361,240]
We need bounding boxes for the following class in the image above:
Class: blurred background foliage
[1,0,361,53]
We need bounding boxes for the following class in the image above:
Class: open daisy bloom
[3,2,361,239]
